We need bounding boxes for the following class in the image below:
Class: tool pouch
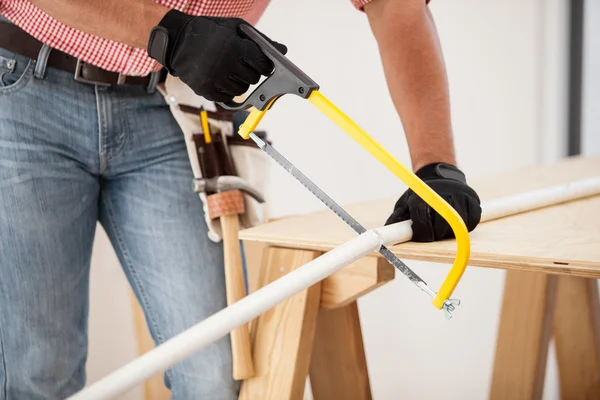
[157,75,270,242]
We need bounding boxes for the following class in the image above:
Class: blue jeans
[0,45,238,399]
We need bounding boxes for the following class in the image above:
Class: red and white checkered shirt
[0,0,372,77]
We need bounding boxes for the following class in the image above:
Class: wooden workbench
[238,155,600,400]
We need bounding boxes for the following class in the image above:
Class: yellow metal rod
[307,90,470,309]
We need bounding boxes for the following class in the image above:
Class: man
[0,0,481,398]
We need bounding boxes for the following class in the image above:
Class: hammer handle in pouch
[221,213,255,380]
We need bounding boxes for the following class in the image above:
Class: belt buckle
[74,58,113,87]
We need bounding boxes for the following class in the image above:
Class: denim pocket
[0,53,34,94]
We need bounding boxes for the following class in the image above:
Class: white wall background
[582,0,600,156]
[84,0,573,398]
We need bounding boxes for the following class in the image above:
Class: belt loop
[146,70,161,94]
[34,44,51,79]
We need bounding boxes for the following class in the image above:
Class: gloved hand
[385,162,482,242]
[147,9,287,102]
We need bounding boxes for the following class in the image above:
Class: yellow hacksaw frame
[216,24,471,312]
[234,91,470,311]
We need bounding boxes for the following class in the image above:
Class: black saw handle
[217,24,319,111]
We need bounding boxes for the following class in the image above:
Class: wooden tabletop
[240,156,600,278]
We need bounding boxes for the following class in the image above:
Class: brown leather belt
[0,20,165,88]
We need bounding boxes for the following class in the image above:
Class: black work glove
[385,162,482,242]
[147,10,287,102]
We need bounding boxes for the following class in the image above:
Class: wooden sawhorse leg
[553,275,600,398]
[241,247,391,400]
[490,270,557,400]
[309,302,372,400]
[308,255,392,400]
[490,270,600,400]
[239,246,323,400]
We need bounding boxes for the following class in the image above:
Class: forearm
[28,0,168,48]
[364,0,456,171]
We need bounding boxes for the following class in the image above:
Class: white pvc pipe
[375,177,600,246]
[67,176,600,400]
[67,230,383,400]
[480,177,600,222]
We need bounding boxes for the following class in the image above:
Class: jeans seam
[101,190,173,384]
[105,97,130,162]
[0,315,7,400]
[95,86,107,173]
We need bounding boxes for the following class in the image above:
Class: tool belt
[0,20,165,90]
[157,75,271,242]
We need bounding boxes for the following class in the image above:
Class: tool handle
[221,212,255,380]
[217,24,319,111]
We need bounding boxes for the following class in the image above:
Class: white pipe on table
[66,230,383,400]
[479,177,600,222]
[375,176,600,245]
[67,176,600,400]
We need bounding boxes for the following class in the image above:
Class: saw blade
[249,132,434,295]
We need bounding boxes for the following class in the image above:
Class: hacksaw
[218,24,470,318]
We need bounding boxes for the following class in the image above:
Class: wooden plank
[241,197,600,278]
[130,290,170,400]
[553,276,600,398]
[239,247,322,400]
[490,270,557,400]
[309,302,372,400]
[320,256,394,310]
[239,156,600,277]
